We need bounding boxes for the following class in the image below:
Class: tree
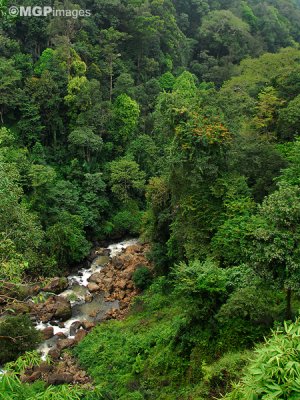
[0,57,21,123]
[111,94,140,145]
[279,94,300,140]
[99,27,127,102]
[247,184,300,319]
[45,211,90,266]
[68,127,102,162]
[109,158,145,203]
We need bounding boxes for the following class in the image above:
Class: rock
[102,277,113,287]
[20,370,41,383]
[106,270,114,279]
[88,272,102,284]
[89,310,98,318]
[84,293,93,302]
[53,297,72,321]
[33,296,72,322]
[87,282,99,293]
[112,257,124,269]
[47,373,73,385]
[74,329,87,343]
[36,362,53,374]
[55,332,67,339]
[126,244,141,254]
[96,248,111,257]
[117,279,127,290]
[70,321,82,336]
[58,322,65,328]
[82,320,95,331]
[42,326,54,340]
[48,347,61,360]
[18,283,41,300]
[126,281,134,289]
[56,338,76,351]
[42,277,69,294]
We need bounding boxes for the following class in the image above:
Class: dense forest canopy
[1,0,300,399]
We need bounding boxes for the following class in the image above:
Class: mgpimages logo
[0,1,91,19]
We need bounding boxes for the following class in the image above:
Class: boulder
[42,326,54,340]
[116,279,127,290]
[70,320,82,336]
[82,320,95,331]
[48,347,61,360]
[33,296,72,322]
[20,370,41,383]
[87,282,99,293]
[112,257,124,269]
[53,297,72,321]
[47,373,73,385]
[42,277,68,294]
[55,332,67,339]
[74,329,87,343]
[56,338,76,351]
[88,272,102,284]
[95,248,111,257]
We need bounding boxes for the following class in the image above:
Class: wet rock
[33,296,72,322]
[88,272,102,284]
[42,326,54,340]
[47,373,73,385]
[55,332,67,339]
[82,320,95,331]
[42,277,68,294]
[96,248,111,257]
[74,329,87,343]
[84,293,93,302]
[87,282,99,293]
[70,320,82,336]
[89,310,98,318]
[56,338,76,351]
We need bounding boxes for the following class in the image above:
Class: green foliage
[0,315,41,364]
[132,266,153,290]
[1,2,300,398]
[109,158,146,203]
[45,212,91,267]
[223,319,300,400]
[110,201,143,237]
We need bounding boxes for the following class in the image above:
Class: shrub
[132,266,153,290]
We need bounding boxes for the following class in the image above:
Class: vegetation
[1,0,300,398]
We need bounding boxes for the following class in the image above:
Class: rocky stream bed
[0,238,151,385]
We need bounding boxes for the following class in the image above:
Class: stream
[35,238,138,359]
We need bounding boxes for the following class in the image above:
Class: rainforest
[1,0,300,399]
